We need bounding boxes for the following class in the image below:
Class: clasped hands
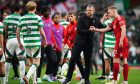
[89,26,96,32]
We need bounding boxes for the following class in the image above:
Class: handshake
[89,26,96,32]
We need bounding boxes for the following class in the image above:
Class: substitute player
[16,1,47,84]
[90,6,129,84]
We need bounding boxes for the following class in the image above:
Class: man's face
[53,15,60,24]
[86,6,95,17]
[69,14,76,22]
[108,9,115,18]
[3,13,8,20]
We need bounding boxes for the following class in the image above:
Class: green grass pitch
[5,68,140,84]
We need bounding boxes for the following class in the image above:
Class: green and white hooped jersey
[4,13,21,39]
[0,22,4,34]
[103,18,116,48]
[60,20,69,28]
[18,13,44,48]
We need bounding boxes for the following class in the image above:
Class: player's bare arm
[119,25,126,48]
[16,28,24,50]
[89,26,112,33]
[39,27,47,47]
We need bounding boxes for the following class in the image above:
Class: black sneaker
[62,78,71,84]
[96,76,106,80]
[85,80,91,84]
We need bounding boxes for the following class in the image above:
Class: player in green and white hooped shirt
[100,9,117,82]
[0,22,6,84]
[16,1,47,84]
[4,4,26,84]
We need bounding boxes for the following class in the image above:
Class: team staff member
[62,4,104,84]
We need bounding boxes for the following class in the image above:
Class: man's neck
[14,12,20,15]
[29,11,35,14]
[89,14,93,18]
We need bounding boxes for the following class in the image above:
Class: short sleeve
[118,19,125,27]
[38,16,44,28]
[18,18,22,28]
[0,23,4,34]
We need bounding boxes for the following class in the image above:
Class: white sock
[26,64,37,79]
[5,62,11,82]
[32,70,37,84]
[75,65,81,77]
[109,71,113,76]
[61,63,68,76]
[1,77,6,84]
[19,61,25,82]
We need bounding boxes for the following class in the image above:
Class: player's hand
[19,43,24,50]
[43,40,48,47]
[0,48,3,56]
[89,26,95,32]
[119,41,123,48]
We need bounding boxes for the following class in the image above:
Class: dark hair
[40,6,51,15]
[13,4,21,12]
[68,12,76,16]
[104,8,108,13]
[87,4,95,8]
[78,12,85,17]
[4,9,12,15]
[52,12,60,19]
[61,12,67,18]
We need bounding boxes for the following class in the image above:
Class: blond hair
[26,1,37,11]
[108,6,117,10]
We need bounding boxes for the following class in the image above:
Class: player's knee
[113,58,120,63]
[123,58,128,64]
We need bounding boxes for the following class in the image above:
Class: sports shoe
[11,75,19,79]
[96,75,106,80]
[37,78,43,83]
[121,81,128,84]
[85,80,91,84]
[105,80,118,84]
[62,78,71,84]
[23,76,29,84]
[76,79,85,84]
[51,76,57,81]
[42,74,53,82]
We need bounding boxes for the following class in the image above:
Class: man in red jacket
[61,12,78,76]
[63,12,77,49]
